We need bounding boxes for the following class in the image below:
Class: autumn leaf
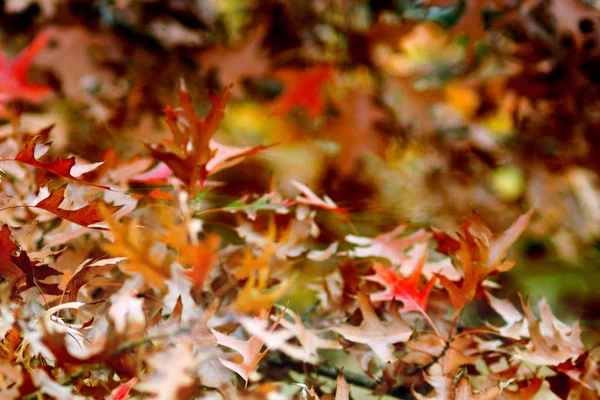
[271,64,333,118]
[64,257,125,302]
[107,378,138,400]
[333,292,412,363]
[241,307,341,362]
[34,185,121,227]
[181,234,220,289]
[135,344,196,400]
[102,210,171,289]
[7,135,109,189]
[326,89,389,177]
[291,180,346,215]
[234,273,291,314]
[11,250,62,295]
[0,29,53,111]
[0,225,21,282]
[346,225,431,265]
[432,210,533,316]
[211,310,285,383]
[335,372,350,400]
[367,250,437,315]
[148,84,229,189]
[516,298,585,366]
[196,26,270,97]
[454,376,502,400]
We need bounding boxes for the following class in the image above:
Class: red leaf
[368,248,437,316]
[0,225,21,281]
[12,136,109,189]
[107,378,138,400]
[271,64,333,118]
[34,185,120,227]
[0,29,53,108]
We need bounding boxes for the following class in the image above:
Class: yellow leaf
[234,274,292,314]
[102,207,171,288]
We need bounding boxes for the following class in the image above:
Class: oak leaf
[211,310,285,383]
[181,234,220,289]
[0,29,53,111]
[148,85,229,189]
[432,210,533,316]
[368,249,437,316]
[516,299,585,366]
[102,211,171,289]
[271,64,333,118]
[241,307,341,363]
[135,344,196,400]
[326,89,389,177]
[333,292,412,363]
[196,27,270,97]
[346,225,430,265]
[9,135,109,189]
[35,185,121,227]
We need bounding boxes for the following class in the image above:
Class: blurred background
[2,0,600,326]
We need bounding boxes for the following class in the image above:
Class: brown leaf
[326,89,388,177]
[64,257,124,302]
[196,27,270,97]
[149,85,230,188]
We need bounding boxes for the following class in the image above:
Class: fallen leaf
[0,29,53,112]
[34,185,120,227]
[107,377,138,400]
[368,257,437,316]
[196,26,270,97]
[271,64,333,118]
[333,292,412,363]
[432,210,533,316]
[9,135,109,189]
[181,234,220,289]
[211,310,284,383]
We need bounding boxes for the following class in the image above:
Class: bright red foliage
[0,29,53,110]
[271,64,333,118]
[368,249,437,315]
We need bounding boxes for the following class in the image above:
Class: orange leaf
[181,234,220,289]
[35,185,121,227]
[433,210,533,316]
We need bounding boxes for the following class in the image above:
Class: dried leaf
[333,292,412,363]
[35,185,120,227]
[10,136,109,189]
